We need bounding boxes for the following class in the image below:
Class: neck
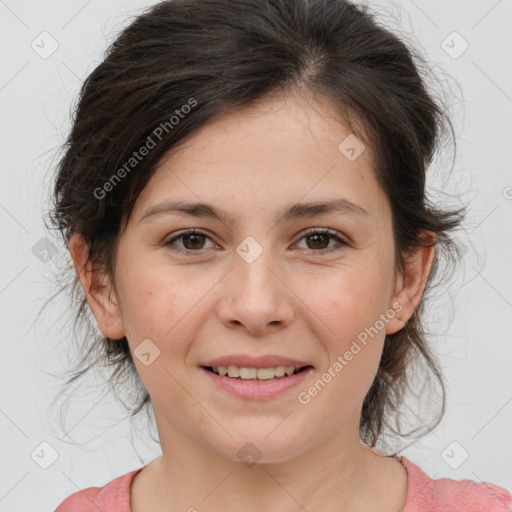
[140,406,401,512]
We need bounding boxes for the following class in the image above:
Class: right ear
[68,232,126,340]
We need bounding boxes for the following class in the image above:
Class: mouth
[201,365,313,381]
[200,363,314,400]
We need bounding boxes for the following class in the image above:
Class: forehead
[130,92,387,223]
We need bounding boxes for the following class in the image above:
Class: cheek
[304,281,387,413]
[117,262,216,379]
[117,262,192,338]
[311,262,391,335]
[327,293,386,371]
[299,258,392,386]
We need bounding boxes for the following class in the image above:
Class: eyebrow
[136,198,368,226]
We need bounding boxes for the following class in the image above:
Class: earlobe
[68,232,126,340]
[386,233,436,335]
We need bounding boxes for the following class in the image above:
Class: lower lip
[200,367,313,400]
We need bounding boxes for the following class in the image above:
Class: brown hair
[45,0,465,450]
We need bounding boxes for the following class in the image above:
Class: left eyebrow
[136,198,368,226]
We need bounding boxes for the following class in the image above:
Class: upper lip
[201,355,313,369]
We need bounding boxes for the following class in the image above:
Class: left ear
[386,231,436,335]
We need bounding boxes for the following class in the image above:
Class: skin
[69,91,435,512]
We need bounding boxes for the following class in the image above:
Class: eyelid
[295,227,349,244]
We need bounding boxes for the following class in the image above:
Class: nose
[216,251,295,336]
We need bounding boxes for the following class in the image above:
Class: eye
[164,229,217,253]
[293,228,348,255]
[163,227,349,256]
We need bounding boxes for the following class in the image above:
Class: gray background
[1,0,511,510]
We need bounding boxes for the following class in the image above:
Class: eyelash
[163,228,349,256]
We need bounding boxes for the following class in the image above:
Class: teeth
[240,367,257,379]
[212,365,301,380]
[227,365,240,378]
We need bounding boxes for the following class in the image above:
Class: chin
[212,432,306,466]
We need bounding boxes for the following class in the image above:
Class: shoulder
[401,456,512,512]
[54,468,142,512]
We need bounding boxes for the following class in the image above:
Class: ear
[386,231,436,335]
[68,232,126,340]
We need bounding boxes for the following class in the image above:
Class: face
[74,92,429,465]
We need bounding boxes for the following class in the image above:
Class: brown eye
[305,233,330,250]
[295,228,348,255]
[164,229,216,253]
[181,232,206,250]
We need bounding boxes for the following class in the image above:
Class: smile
[200,365,313,400]
[205,365,310,380]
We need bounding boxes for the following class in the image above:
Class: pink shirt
[55,456,512,511]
